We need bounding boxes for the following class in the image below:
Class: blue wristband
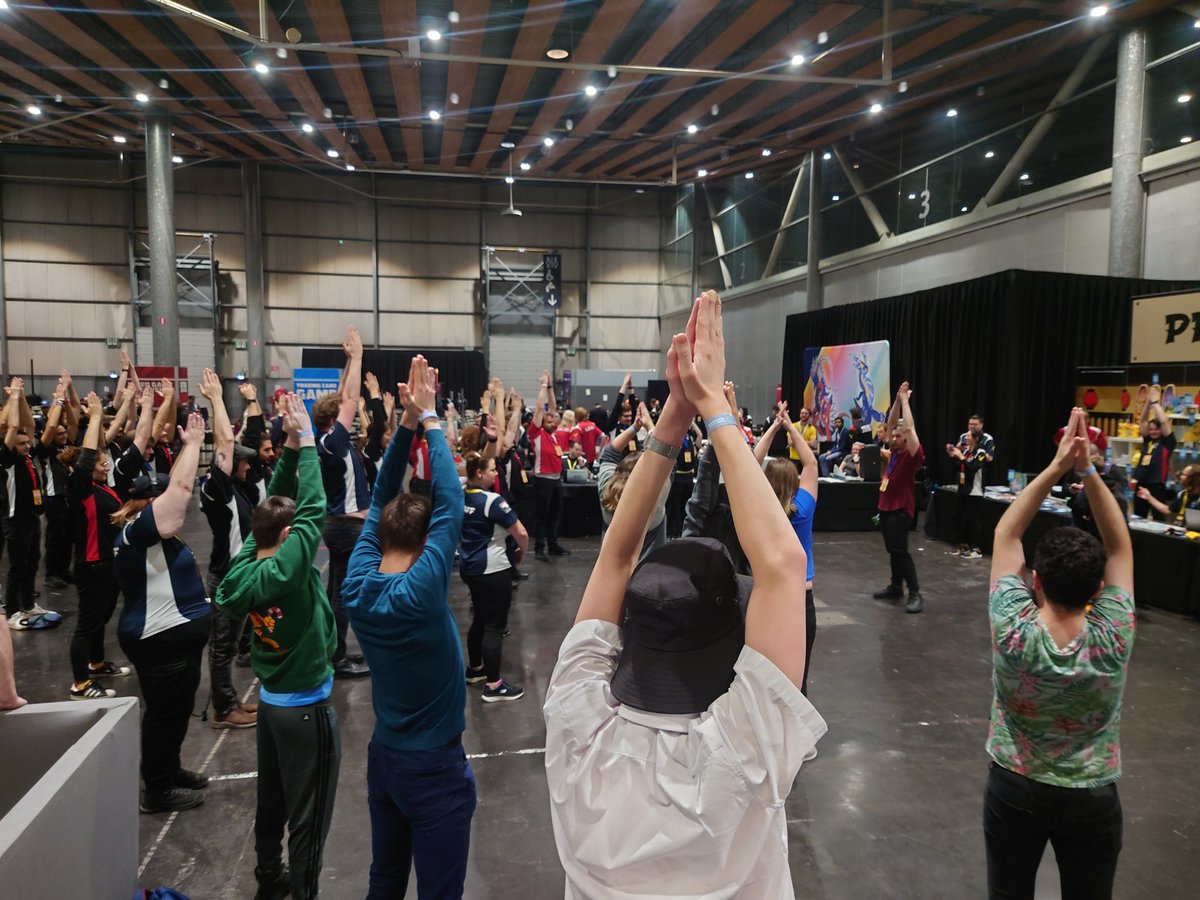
[298,430,314,439]
[1074,465,1097,478]
[704,412,738,433]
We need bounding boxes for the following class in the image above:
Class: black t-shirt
[1135,432,1176,486]
[0,444,45,518]
[113,443,154,501]
[34,439,71,500]
[199,465,253,583]
[68,448,123,562]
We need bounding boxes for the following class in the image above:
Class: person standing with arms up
[984,408,1134,899]
[527,369,570,562]
[342,356,473,899]
[872,382,925,613]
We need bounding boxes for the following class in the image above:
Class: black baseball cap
[129,474,168,500]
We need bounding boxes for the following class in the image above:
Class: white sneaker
[961,549,983,560]
[28,603,56,617]
[7,614,29,631]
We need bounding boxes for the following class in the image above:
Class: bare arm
[4,379,22,449]
[337,325,364,431]
[754,417,783,465]
[532,376,549,431]
[151,413,204,538]
[83,393,104,452]
[131,386,155,455]
[897,383,918,448]
[785,416,820,499]
[200,368,233,476]
[105,389,134,446]
[37,384,66,447]
[150,378,176,445]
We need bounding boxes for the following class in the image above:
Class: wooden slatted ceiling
[378,0,426,169]
[468,1,570,172]
[529,0,723,174]
[568,3,864,179]
[437,0,491,169]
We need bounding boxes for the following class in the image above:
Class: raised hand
[364,372,381,398]
[382,391,396,418]
[343,325,363,359]
[52,382,66,403]
[178,412,205,447]
[663,334,697,422]
[444,400,457,421]
[286,393,313,436]
[412,356,437,412]
[1053,408,1087,473]
[140,384,155,407]
[60,368,72,390]
[199,368,222,401]
[635,401,650,430]
[540,369,551,389]
[6,377,23,397]
[238,381,257,401]
[86,392,103,418]
[159,377,175,397]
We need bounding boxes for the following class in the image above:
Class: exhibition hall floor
[10,518,1198,899]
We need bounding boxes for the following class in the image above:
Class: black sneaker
[465,665,487,684]
[88,660,132,677]
[69,680,116,700]
[873,584,904,600]
[906,591,925,614]
[549,545,572,556]
[140,786,205,814]
[254,864,290,900]
[535,550,550,562]
[173,768,210,790]
[482,680,525,703]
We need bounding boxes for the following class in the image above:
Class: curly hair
[601,451,640,511]
[1032,527,1107,609]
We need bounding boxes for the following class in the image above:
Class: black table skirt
[561,482,603,538]
[925,487,1200,617]
[812,481,881,532]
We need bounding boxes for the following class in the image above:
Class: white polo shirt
[544,619,826,899]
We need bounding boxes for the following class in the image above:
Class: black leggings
[462,570,514,683]
[880,509,919,591]
[3,515,41,616]
[984,763,1122,899]
[533,476,562,551]
[70,560,120,683]
[801,588,816,697]
[955,493,983,550]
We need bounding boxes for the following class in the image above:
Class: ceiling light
[505,175,514,184]
[1179,94,1193,104]
[985,150,995,159]
[585,85,598,97]
[1089,6,1107,18]
[253,61,270,75]
[112,135,127,143]
[427,29,442,41]
[323,107,333,119]
[276,48,287,59]
[26,105,41,116]
[519,161,531,170]
[158,79,168,90]
[822,151,832,160]
[687,124,698,134]
[450,92,459,105]
[898,81,908,93]
[543,136,555,147]
[790,54,804,66]
[946,108,957,117]
[745,172,754,179]
[869,103,883,114]
[500,139,515,149]
[1019,172,1030,180]
[171,155,182,164]
[135,92,149,104]
[761,148,772,157]
[0,1,8,9]
[518,247,526,253]
[635,188,645,194]
[908,193,917,200]
[607,65,617,78]
[346,164,356,171]
[546,48,569,60]
[818,31,828,44]
[1182,136,1194,144]
[448,11,460,24]
[831,194,840,201]
[960,206,968,212]
[697,169,708,177]
[1195,19,1200,28]
[326,148,339,158]
[429,109,441,121]
[301,122,314,133]
[565,118,574,131]
[711,104,719,116]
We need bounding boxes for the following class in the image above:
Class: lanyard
[24,455,39,489]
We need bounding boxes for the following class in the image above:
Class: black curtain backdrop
[781,270,1200,483]
[301,347,487,407]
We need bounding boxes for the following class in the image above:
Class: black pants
[955,492,983,550]
[3,515,41,616]
[43,495,71,580]
[256,700,341,900]
[984,763,1122,900]
[533,475,563,551]
[119,621,210,792]
[1132,482,1171,520]
[880,509,919,592]
[666,473,695,539]
[207,568,248,716]
[463,570,514,683]
[323,516,363,665]
[70,560,120,683]
[801,589,817,697]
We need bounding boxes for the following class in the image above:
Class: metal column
[703,187,733,290]
[145,112,179,366]
[763,158,808,280]
[371,175,380,348]
[1108,27,1147,278]
[833,146,892,240]
[241,161,266,391]
[805,151,824,311]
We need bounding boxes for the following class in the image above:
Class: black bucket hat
[610,537,753,715]
[233,443,257,462]
[129,474,168,500]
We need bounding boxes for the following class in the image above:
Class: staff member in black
[113,385,158,501]
[67,392,131,699]
[37,376,76,589]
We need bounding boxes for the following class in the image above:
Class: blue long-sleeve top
[341,423,466,751]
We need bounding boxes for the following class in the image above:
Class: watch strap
[644,434,681,461]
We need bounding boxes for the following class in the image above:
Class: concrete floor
[9,515,1199,899]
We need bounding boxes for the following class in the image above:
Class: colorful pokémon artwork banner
[801,340,891,440]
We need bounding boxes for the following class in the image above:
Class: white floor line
[208,771,259,782]
[138,677,261,878]
[466,746,546,760]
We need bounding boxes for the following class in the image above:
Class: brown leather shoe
[212,707,257,729]
[238,700,259,714]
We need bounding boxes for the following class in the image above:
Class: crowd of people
[0,294,1187,898]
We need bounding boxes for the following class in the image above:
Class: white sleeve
[543,621,622,768]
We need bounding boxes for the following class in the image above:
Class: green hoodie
[215,444,335,695]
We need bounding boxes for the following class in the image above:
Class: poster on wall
[1130,290,1200,363]
[801,340,891,439]
[293,368,342,416]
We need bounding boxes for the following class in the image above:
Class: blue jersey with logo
[317,421,370,515]
[460,488,519,576]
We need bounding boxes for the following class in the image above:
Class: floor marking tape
[466,746,546,760]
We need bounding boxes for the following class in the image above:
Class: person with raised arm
[217,394,340,900]
[36,375,74,588]
[1130,384,1175,519]
[311,325,370,679]
[983,408,1135,899]
[544,291,826,898]
[872,381,926,613]
[113,385,157,500]
[341,356,472,899]
[528,368,569,561]
[112,411,213,814]
[65,391,132,700]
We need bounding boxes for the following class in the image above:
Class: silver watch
[644,434,681,461]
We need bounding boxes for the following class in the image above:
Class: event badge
[683,450,692,464]
[520,469,529,485]
[959,468,965,486]
[554,442,563,456]
[31,488,42,506]
[879,477,889,492]
[629,439,637,452]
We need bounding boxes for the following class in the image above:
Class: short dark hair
[850,406,863,422]
[251,496,296,548]
[969,412,984,423]
[1032,527,1107,609]
[312,393,341,431]
[378,493,432,554]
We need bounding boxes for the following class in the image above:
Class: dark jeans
[462,570,514,683]
[43,495,71,580]
[801,588,817,696]
[256,700,341,900]
[366,738,477,899]
[323,516,362,665]
[984,763,1122,900]
[1132,482,1171,520]
[119,621,210,792]
[70,560,120,683]
[665,473,695,539]
[955,492,983,550]
[4,515,41,616]
[533,475,562,551]
[880,509,919,591]
[207,568,248,716]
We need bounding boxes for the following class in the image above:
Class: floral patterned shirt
[986,574,1135,788]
